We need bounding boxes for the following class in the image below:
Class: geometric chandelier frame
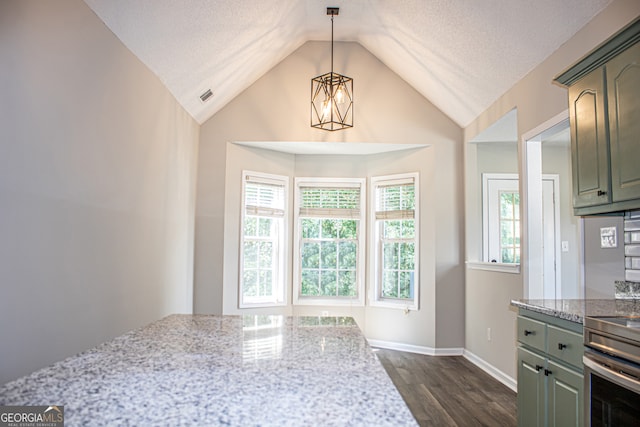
[311,7,353,131]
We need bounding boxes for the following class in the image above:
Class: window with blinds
[370,173,419,309]
[293,178,366,306]
[240,171,288,308]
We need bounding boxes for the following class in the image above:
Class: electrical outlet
[487,327,491,341]
[321,310,329,317]
[562,241,569,252]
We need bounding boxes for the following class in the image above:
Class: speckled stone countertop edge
[510,300,585,323]
[510,299,640,324]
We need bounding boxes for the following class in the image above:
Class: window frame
[481,173,521,265]
[292,177,366,306]
[369,172,420,310]
[238,170,289,308]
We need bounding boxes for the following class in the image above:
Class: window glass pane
[258,241,273,268]
[301,270,319,296]
[383,242,399,269]
[338,241,357,269]
[302,218,319,239]
[258,218,272,237]
[399,272,412,298]
[500,192,514,219]
[383,220,401,239]
[339,220,357,239]
[259,270,273,296]
[243,241,258,269]
[321,219,339,239]
[244,217,257,237]
[320,241,337,268]
[338,271,356,297]
[243,270,257,297]
[301,242,320,268]
[320,270,337,296]
[401,220,415,238]
[501,248,514,263]
[399,243,415,270]
[382,271,398,298]
[501,221,513,246]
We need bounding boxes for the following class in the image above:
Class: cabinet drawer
[518,316,546,351]
[547,325,583,368]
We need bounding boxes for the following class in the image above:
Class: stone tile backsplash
[624,210,640,283]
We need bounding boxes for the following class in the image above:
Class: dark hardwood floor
[375,349,517,427]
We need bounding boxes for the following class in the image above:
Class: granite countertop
[0,314,416,426]
[511,299,640,324]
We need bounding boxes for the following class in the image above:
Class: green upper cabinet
[568,68,610,209]
[555,18,640,215]
[607,42,640,203]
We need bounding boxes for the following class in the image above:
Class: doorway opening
[522,111,584,299]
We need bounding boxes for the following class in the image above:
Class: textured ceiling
[84,0,611,127]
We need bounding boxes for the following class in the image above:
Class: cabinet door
[518,347,546,427]
[568,68,611,208]
[607,42,640,203]
[546,360,583,427]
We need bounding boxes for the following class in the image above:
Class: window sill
[293,297,365,307]
[466,261,520,274]
[369,300,418,311]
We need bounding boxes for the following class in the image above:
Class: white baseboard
[368,339,517,392]
[367,339,464,356]
[463,349,517,392]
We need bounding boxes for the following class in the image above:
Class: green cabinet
[567,68,610,209]
[555,18,640,215]
[607,42,640,204]
[517,310,583,427]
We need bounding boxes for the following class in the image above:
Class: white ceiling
[84,0,611,127]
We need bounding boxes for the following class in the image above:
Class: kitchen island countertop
[0,314,416,426]
[510,299,640,324]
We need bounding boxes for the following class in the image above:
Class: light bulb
[322,98,332,119]
[335,85,345,104]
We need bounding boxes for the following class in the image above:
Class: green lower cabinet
[518,347,545,427]
[547,360,583,427]
[517,310,584,427]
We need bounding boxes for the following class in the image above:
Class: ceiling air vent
[200,89,213,103]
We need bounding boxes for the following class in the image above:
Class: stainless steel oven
[584,316,640,426]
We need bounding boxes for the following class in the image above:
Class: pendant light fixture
[311,7,353,131]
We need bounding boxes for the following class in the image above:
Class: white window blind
[375,178,415,220]
[299,186,361,218]
[245,175,286,218]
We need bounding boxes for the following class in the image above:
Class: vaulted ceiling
[84,0,611,127]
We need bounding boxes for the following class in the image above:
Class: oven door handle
[584,356,640,394]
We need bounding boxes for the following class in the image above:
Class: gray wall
[195,41,465,349]
[583,216,626,298]
[0,0,199,384]
[464,0,640,383]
